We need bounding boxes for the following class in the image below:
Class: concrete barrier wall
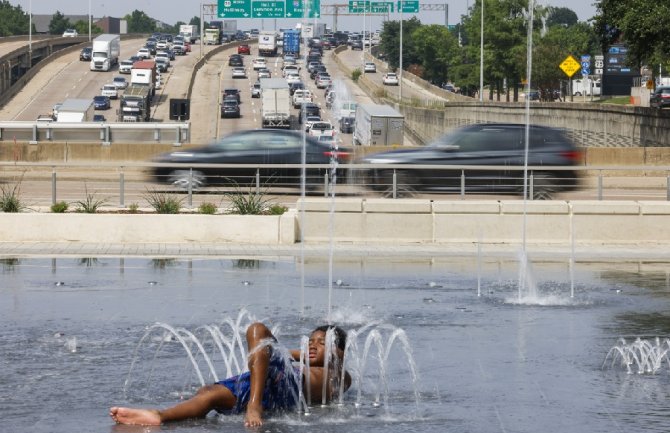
[3,200,670,247]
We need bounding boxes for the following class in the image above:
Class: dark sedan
[220,100,240,118]
[339,116,355,134]
[223,88,241,103]
[359,123,582,199]
[93,95,110,110]
[149,129,353,189]
[650,86,670,109]
[79,47,92,61]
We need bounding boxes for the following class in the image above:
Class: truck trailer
[353,104,404,146]
[119,84,152,122]
[282,29,301,56]
[90,34,120,72]
[179,24,199,43]
[56,99,94,122]
[130,60,157,96]
[260,78,291,129]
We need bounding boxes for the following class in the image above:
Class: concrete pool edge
[2,199,670,256]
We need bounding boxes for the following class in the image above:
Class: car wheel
[168,170,206,190]
[529,173,557,200]
[574,92,582,97]
[380,170,416,198]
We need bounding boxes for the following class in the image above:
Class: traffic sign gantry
[218,0,320,18]
[348,0,393,13]
[559,55,581,78]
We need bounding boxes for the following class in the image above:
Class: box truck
[90,34,120,71]
[353,104,404,146]
[179,24,199,43]
[56,99,94,122]
[258,31,278,57]
[131,60,157,96]
[572,78,601,96]
[260,78,291,129]
[204,28,221,45]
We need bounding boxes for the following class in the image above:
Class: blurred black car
[79,47,92,61]
[289,81,305,95]
[220,100,240,118]
[339,116,355,134]
[359,123,582,199]
[298,103,320,123]
[149,129,352,189]
[650,86,670,109]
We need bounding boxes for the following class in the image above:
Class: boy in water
[110,322,351,427]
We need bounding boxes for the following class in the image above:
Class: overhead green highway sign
[348,1,393,13]
[218,0,320,18]
[397,0,419,13]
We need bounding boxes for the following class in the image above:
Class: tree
[593,0,670,69]
[73,19,102,36]
[124,10,156,33]
[0,1,31,36]
[546,7,578,28]
[379,16,422,71]
[411,25,459,85]
[48,10,71,35]
[189,16,201,28]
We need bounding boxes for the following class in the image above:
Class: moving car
[383,72,399,85]
[307,121,335,137]
[339,116,355,134]
[79,47,92,61]
[232,67,247,79]
[93,95,110,110]
[101,84,118,99]
[364,62,376,73]
[148,129,352,189]
[220,100,241,118]
[223,88,241,103]
[316,74,332,89]
[229,54,244,66]
[238,44,251,55]
[251,82,262,98]
[93,114,106,122]
[350,40,363,50]
[252,57,267,70]
[112,76,128,89]
[62,29,78,37]
[298,103,320,124]
[257,68,271,79]
[136,48,151,59]
[292,89,313,108]
[650,86,670,109]
[119,59,134,74]
[359,123,583,199]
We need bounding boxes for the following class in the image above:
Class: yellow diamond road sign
[560,55,581,78]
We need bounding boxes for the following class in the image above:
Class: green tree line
[378,0,669,100]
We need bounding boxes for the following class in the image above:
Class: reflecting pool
[2,256,670,433]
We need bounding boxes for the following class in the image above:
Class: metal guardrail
[2,162,670,210]
[0,121,190,144]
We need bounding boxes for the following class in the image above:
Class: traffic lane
[219,52,260,136]
[1,38,146,121]
[337,48,445,103]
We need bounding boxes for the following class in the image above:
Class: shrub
[127,203,139,213]
[74,187,108,213]
[352,68,362,82]
[268,204,288,215]
[0,181,28,213]
[198,202,218,215]
[144,189,183,214]
[224,181,275,215]
[50,201,69,213]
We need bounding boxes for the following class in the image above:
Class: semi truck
[353,104,404,146]
[119,85,152,122]
[204,28,221,45]
[282,29,301,56]
[179,24,199,43]
[130,60,157,97]
[260,78,291,129]
[90,34,120,71]
[258,31,278,57]
[55,99,94,122]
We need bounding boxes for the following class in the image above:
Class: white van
[572,78,601,96]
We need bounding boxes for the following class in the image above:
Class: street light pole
[399,5,403,101]
[88,0,92,42]
[28,0,32,56]
[479,0,484,102]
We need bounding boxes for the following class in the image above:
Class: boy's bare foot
[244,406,263,427]
[109,407,162,425]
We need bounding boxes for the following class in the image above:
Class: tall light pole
[88,0,92,42]
[28,0,32,56]
[479,0,484,102]
[399,4,403,101]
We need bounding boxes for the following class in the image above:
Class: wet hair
[313,325,347,352]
